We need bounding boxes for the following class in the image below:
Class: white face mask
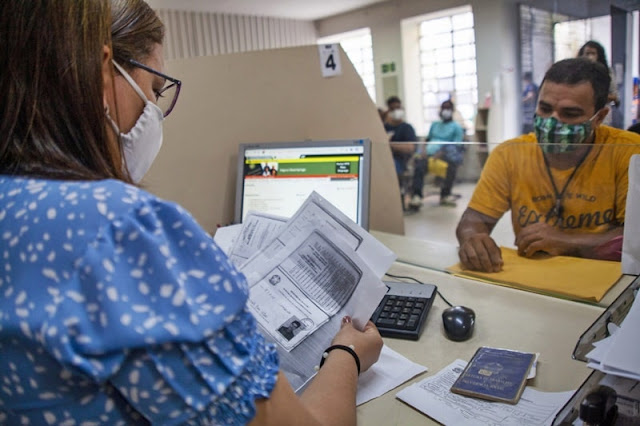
[108,60,164,183]
[440,108,453,120]
[390,108,405,121]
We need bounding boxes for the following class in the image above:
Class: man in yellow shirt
[456,58,640,272]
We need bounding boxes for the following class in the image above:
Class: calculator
[370,281,437,340]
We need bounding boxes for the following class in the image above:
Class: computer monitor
[234,139,371,229]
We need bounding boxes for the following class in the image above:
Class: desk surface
[371,230,634,307]
[357,262,604,425]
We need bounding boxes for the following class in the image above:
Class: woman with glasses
[0,0,382,424]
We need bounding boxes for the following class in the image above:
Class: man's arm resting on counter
[515,222,624,261]
[456,208,503,272]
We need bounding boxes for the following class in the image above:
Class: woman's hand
[331,317,383,373]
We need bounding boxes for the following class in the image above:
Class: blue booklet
[450,346,536,404]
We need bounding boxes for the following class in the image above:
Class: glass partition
[385,139,640,278]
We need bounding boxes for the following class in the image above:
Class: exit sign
[381,62,396,73]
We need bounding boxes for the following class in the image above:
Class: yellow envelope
[447,247,622,302]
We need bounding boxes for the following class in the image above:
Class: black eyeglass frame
[128,59,182,118]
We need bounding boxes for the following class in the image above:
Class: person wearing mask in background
[578,40,620,126]
[378,107,388,124]
[384,96,426,209]
[456,58,640,273]
[426,100,465,207]
[522,71,539,134]
[0,0,383,424]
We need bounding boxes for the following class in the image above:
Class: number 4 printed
[325,54,336,70]
[318,44,342,77]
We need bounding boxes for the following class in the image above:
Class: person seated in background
[578,40,620,126]
[384,96,426,209]
[426,100,465,207]
[0,0,383,424]
[377,107,388,123]
[456,58,640,273]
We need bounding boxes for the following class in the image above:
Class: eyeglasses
[128,59,182,118]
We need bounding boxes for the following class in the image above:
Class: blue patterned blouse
[0,176,278,425]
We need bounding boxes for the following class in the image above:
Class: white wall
[473,1,520,145]
[316,0,469,110]
[152,1,637,135]
[316,0,521,144]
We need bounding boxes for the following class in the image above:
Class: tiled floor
[402,180,516,249]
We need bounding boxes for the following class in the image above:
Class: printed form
[396,359,574,426]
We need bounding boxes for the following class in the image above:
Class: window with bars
[419,10,477,134]
[318,29,376,102]
[520,5,611,81]
[554,19,598,61]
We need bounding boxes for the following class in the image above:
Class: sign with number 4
[318,44,342,78]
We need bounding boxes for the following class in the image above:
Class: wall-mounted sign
[318,44,342,77]
[381,62,396,74]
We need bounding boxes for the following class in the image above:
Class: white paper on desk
[241,224,387,391]
[396,359,574,426]
[356,345,427,406]
[622,154,640,274]
[241,191,396,280]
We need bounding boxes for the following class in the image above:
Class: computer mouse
[442,306,475,341]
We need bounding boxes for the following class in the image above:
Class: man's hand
[456,208,502,272]
[458,233,503,272]
[515,222,571,257]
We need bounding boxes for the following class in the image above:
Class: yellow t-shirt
[469,126,640,238]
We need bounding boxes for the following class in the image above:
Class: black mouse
[442,306,475,341]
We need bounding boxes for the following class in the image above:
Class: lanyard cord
[542,146,592,222]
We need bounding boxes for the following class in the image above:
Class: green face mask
[534,113,597,154]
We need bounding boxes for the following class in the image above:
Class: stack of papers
[585,293,640,380]
[214,192,399,391]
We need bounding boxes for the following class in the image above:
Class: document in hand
[448,248,621,302]
[232,192,396,391]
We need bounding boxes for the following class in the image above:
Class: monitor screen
[235,139,371,229]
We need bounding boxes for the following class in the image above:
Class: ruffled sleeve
[42,195,279,424]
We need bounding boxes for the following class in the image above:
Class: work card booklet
[451,346,536,404]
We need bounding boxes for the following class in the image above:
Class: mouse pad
[447,247,621,302]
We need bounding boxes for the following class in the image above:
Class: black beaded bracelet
[318,344,361,375]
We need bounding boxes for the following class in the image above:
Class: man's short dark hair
[386,96,401,107]
[441,100,454,110]
[541,58,610,111]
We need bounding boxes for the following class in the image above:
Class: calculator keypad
[374,295,428,331]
